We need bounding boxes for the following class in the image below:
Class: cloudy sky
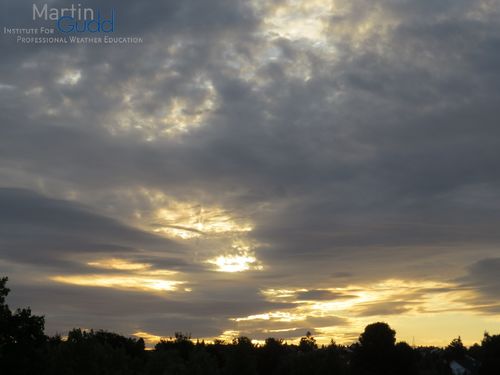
[1,0,500,347]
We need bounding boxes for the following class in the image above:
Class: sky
[1,0,500,347]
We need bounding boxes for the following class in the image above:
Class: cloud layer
[1,0,500,345]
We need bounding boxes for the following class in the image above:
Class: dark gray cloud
[0,188,183,267]
[456,258,500,314]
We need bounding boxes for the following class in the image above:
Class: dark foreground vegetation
[1,277,499,375]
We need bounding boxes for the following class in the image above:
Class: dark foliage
[445,336,467,361]
[351,322,417,375]
[478,333,500,375]
[0,277,497,375]
[1,277,46,374]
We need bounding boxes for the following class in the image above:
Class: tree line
[1,276,499,375]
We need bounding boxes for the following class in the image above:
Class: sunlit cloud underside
[51,258,187,292]
[226,279,498,346]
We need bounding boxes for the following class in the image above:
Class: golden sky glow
[51,275,184,292]
[123,188,253,240]
[132,331,164,347]
[225,278,495,346]
[207,254,262,273]
[205,239,263,272]
[87,258,151,271]
[118,188,264,274]
[52,257,185,292]
[154,203,253,239]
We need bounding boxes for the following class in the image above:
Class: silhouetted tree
[351,322,398,375]
[394,341,418,375]
[445,336,467,361]
[47,328,145,375]
[0,276,12,352]
[468,342,482,360]
[223,336,257,375]
[169,332,195,360]
[299,331,317,353]
[258,338,286,374]
[0,277,46,375]
[479,333,500,375]
[415,346,451,375]
[359,322,396,349]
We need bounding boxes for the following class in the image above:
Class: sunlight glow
[234,311,305,323]
[154,203,253,240]
[87,258,151,271]
[218,330,240,342]
[207,254,261,273]
[228,279,476,345]
[115,189,255,253]
[51,275,184,292]
[132,331,164,347]
[206,240,263,273]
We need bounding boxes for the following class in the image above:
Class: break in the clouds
[1,0,500,346]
